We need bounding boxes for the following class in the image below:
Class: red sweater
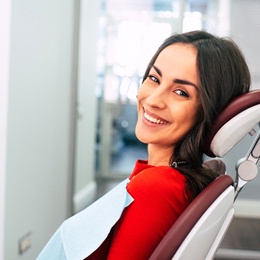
[87,160,189,259]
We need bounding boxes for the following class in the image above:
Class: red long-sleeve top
[87,160,189,259]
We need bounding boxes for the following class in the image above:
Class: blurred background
[0,0,260,259]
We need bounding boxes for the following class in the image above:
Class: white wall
[230,0,260,89]
[2,0,80,259]
[0,0,12,258]
[73,0,100,213]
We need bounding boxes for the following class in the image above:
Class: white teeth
[144,112,167,124]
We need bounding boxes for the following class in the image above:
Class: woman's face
[135,43,201,149]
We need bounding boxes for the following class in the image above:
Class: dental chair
[149,90,260,260]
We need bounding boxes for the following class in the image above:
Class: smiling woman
[136,43,201,166]
[37,30,251,260]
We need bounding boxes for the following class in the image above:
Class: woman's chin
[135,130,149,144]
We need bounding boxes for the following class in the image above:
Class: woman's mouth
[144,111,169,125]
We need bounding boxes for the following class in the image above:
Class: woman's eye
[148,75,159,83]
[175,89,189,98]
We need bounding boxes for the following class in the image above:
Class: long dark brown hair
[143,31,251,200]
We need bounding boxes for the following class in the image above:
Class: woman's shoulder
[127,160,187,201]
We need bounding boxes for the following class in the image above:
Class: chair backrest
[149,90,260,260]
[149,175,234,260]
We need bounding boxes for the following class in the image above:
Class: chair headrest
[202,159,226,175]
[204,90,260,157]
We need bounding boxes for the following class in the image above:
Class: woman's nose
[145,88,167,109]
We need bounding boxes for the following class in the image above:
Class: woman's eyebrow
[152,65,162,76]
[152,65,198,91]
[152,65,199,91]
[174,79,199,91]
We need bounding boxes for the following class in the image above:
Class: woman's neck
[147,144,174,166]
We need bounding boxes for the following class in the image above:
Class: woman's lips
[143,110,170,125]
